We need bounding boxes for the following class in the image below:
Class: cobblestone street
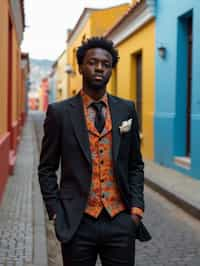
[0,112,200,266]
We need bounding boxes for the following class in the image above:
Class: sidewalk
[0,116,48,266]
[144,160,200,220]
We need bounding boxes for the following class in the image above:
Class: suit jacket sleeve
[128,102,145,211]
[38,104,61,219]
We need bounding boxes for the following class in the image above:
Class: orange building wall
[0,0,26,201]
[0,0,9,136]
[0,0,10,201]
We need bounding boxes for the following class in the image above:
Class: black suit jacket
[38,93,151,243]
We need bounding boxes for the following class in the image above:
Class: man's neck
[83,87,106,101]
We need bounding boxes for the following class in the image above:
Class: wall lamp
[158,45,166,58]
[65,64,73,74]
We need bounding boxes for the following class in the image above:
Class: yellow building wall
[108,20,155,160]
[107,67,118,95]
[67,19,91,96]
[131,0,139,5]
[90,4,129,36]
[0,0,9,137]
[38,87,43,111]
[12,31,18,124]
[55,50,68,101]
[67,4,129,97]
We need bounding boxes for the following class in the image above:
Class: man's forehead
[85,48,112,60]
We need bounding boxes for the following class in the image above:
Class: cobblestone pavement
[33,111,200,266]
[0,120,34,266]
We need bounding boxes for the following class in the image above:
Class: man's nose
[95,62,104,71]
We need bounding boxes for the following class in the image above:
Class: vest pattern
[81,91,126,218]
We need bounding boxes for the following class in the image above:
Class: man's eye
[104,63,111,68]
[88,60,95,65]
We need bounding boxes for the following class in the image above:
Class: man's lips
[93,75,104,81]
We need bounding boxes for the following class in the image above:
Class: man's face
[79,48,113,90]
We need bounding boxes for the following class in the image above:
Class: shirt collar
[80,89,108,108]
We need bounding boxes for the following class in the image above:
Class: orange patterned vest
[81,90,126,218]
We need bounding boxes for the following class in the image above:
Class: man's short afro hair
[76,36,119,68]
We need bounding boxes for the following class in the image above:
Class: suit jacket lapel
[108,94,122,163]
[68,94,92,165]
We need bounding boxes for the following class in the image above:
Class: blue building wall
[155,0,200,179]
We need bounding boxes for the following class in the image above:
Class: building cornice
[9,0,25,43]
[67,3,130,46]
[105,0,156,46]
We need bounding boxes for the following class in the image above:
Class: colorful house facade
[21,52,30,123]
[155,0,200,179]
[0,0,26,200]
[66,3,130,97]
[28,91,39,111]
[105,0,156,160]
[48,68,56,104]
[54,50,68,101]
[38,78,49,112]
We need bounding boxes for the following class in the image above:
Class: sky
[21,0,131,61]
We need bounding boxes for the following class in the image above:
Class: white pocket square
[119,119,132,134]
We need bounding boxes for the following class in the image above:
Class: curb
[145,177,200,221]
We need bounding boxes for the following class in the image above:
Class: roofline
[105,0,146,37]
[67,3,130,43]
[67,8,96,42]
[52,61,57,69]
[57,49,66,62]
[21,0,25,29]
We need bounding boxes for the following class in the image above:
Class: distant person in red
[38,36,151,266]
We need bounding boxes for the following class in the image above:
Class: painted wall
[107,20,155,160]
[40,79,49,112]
[0,0,10,202]
[0,0,26,201]
[48,74,56,104]
[155,0,200,179]
[55,50,68,101]
[67,19,91,96]
[21,54,30,121]
[0,0,9,137]
[91,4,129,36]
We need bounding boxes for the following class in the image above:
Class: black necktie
[91,102,105,133]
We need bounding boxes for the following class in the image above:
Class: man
[38,36,151,266]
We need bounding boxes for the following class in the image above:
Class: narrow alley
[1,1,200,266]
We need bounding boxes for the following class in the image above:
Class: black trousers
[61,209,136,266]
